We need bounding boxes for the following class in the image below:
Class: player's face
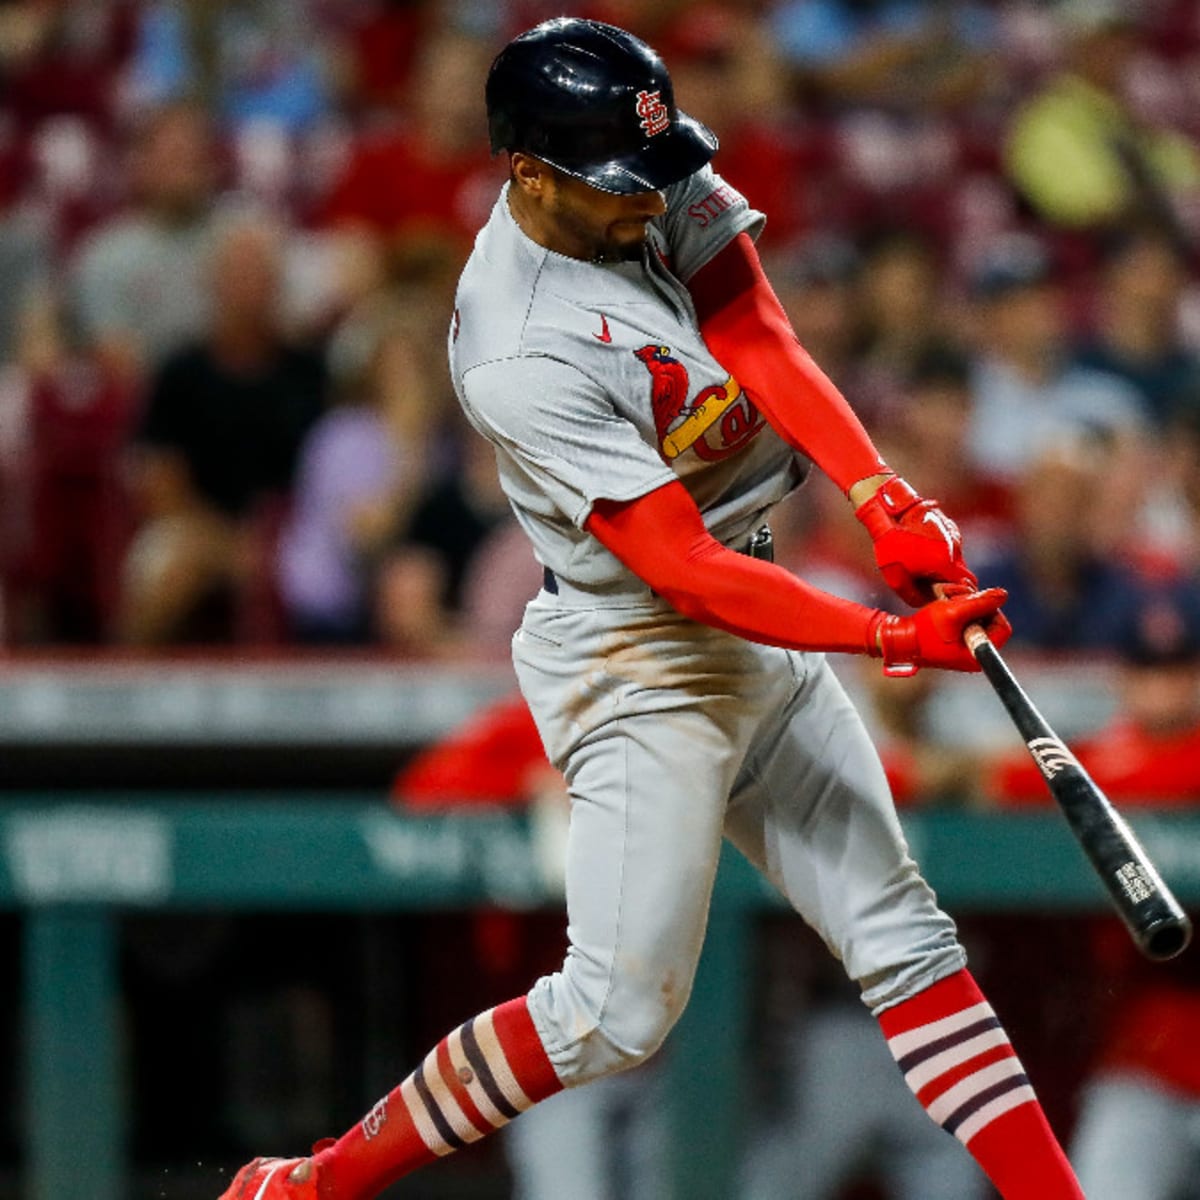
[544,170,666,262]
[507,159,661,263]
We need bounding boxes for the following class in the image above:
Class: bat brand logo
[635,89,670,137]
[1027,735,1078,780]
[362,1096,389,1140]
[634,343,765,462]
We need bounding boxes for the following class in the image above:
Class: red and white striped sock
[878,969,1083,1199]
[313,996,563,1199]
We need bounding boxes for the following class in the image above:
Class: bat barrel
[1142,914,1193,962]
[1081,799,1194,961]
[970,637,1193,962]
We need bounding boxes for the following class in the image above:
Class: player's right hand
[868,586,1011,675]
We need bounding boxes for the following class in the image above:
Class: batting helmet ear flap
[486,18,717,195]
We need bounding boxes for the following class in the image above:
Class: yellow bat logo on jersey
[657,375,740,459]
[635,344,766,462]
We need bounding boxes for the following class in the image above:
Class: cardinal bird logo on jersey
[634,344,766,462]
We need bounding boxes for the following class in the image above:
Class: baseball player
[221,19,1084,1199]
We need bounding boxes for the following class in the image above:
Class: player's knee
[599,994,680,1068]
[570,1009,675,1080]
[529,962,689,1082]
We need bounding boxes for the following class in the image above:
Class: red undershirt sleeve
[584,480,879,655]
[688,232,886,495]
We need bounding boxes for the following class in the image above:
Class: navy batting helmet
[486,18,718,195]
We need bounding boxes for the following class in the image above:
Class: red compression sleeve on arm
[585,480,879,655]
[689,232,886,494]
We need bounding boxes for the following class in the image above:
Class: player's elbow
[654,550,747,630]
[645,541,726,622]
[655,580,709,624]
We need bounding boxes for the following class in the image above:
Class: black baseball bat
[962,623,1192,962]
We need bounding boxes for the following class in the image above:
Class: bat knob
[963,624,990,654]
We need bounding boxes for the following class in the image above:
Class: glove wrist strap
[869,611,921,677]
[854,474,920,538]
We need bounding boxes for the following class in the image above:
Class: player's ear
[510,152,552,199]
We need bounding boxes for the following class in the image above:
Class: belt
[542,524,773,596]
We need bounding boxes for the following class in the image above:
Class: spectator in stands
[660,4,814,250]
[768,0,997,113]
[973,436,1144,652]
[853,228,949,429]
[69,99,217,379]
[127,0,330,133]
[320,28,500,292]
[332,0,428,118]
[879,341,1015,561]
[775,469,881,609]
[1005,3,1200,233]
[371,433,524,657]
[767,234,875,606]
[371,543,460,657]
[1,285,138,644]
[276,300,436,644]
[760,235,871,607]
[988,582,1200,805]
[455,513,543,662]
[983,584,1200,1200]
[404,427,511,607]
[0,0,134,131]
[964,232,1149,487]
[1072,226,1200,429]
[119,210,326,645]
[1130,398,1200,581]
[0,185,51,366]
[767,232,862,391]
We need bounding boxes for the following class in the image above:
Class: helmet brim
[542,111,718,195]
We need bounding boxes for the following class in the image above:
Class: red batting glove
[855,475,977,607]
[867,586,1012,676]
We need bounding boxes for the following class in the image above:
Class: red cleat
[217,1156,318,1199]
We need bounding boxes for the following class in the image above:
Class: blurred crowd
[6,3,1200,1197]
[0,0,1199,663]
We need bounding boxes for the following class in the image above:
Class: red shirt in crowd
[393,692,548,810]
[321,129,502,262]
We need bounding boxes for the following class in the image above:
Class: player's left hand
[870,585,1012,675]
[854,475,976,607]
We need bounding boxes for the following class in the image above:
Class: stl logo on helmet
[635,89,670,137]
[634,344,765,462]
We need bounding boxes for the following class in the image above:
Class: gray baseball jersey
[448,169,964,1090]
[450,166,808,589]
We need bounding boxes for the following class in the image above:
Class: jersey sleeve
[661,165,766,283]
[459,355,676,528]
